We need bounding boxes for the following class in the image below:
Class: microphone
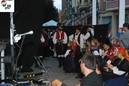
[19,30,33,36]
[14,30,33,43]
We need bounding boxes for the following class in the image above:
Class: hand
[116,38,121,42]
[76,83,80,86]
[14,34,21,43]
[104,67,109,72]
[101,51,107,57]
[107,64,114,70]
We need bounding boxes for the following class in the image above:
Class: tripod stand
[34,56,51,79]
[21,56,51,86]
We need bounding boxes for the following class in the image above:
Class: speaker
[0,13,10,40]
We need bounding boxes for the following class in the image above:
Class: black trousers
[55,43,67,67]
[74,46,81,73]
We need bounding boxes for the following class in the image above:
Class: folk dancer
[53,26,68,67]
[69,27,85,78]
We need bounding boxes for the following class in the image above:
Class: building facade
[61,0,67,24]
[98,0,129,38]
[61,0,129,37]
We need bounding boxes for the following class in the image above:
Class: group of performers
[39,23,129,86]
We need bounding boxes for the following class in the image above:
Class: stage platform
[17,56,80,86]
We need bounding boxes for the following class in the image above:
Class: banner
[0,0,14,12]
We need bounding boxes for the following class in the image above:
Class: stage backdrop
[43,24,109,42]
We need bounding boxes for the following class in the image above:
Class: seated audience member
[90,38,103,56]
[102,46,129,86]
[84,40,91,55]
[52,55,103,86]
[80,54,103,86]
[101,38,115,61]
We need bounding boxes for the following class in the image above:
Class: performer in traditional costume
[53,25,68,67]
[69,26,85,78]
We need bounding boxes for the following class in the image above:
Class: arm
[83,32,90,40]
[107,64,125,75]
[40,34,45,43]
[90,28,94,36]
[63,32,68,44]
[80,34,84,49]
[64,50,71,57]
[53,33,57,44]
[69,34,74,41]
[117,33,126,42]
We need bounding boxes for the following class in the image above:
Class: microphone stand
[10,12,25,85]
[10,12,15,79]
[13,36,26,84]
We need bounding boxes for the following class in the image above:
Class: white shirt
[69,33,84,49]
[83,28,94,41]
[40,34,45,43]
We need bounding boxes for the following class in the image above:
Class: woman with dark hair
[102,46,129,86]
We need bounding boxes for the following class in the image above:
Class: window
[84,0,88,2]
[80,0,82,3]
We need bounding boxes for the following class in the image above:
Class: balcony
[79,2,91,12]
[106,0,129,11]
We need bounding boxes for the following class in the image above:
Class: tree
[43,0,59,23]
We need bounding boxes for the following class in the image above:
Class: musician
[69,26,85,78]
[38,29,49,58]
[53,25,68,67]
[64,41,76,73]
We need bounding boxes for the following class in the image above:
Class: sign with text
[0,0,14,12]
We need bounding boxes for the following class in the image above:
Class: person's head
[93,38,100,46]
[114,47,127,59]
[90,39,96,46]
[123,23,129,32]
[102,38,112,50]
[75,28,80,34]
[103,44,110,50]
[80,54,96,75]
[86,40,91,47]
[75,25,81,34]
[57,22,62,27]
[47,29,50,32]
[118,28,123,33]
[42,29,47,34]
[57,22,63,32]
[58,26,63,32]
[51,79,62,86]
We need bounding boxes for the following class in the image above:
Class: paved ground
[42,57,80,86]
[19,56,80,86]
